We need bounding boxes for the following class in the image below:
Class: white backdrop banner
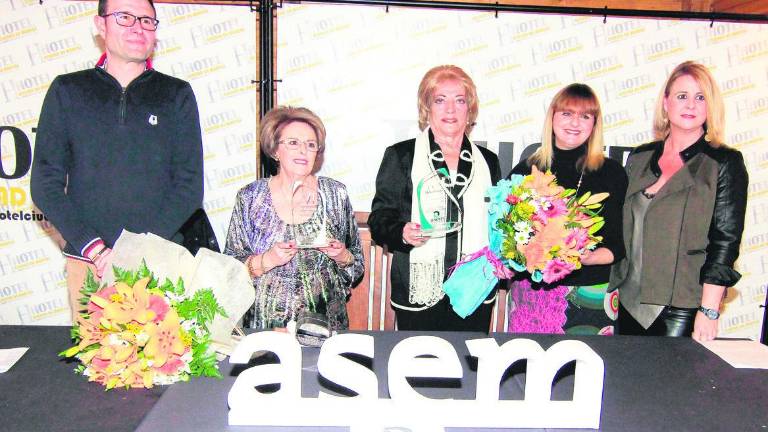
[0,1,256,325]
[0,1,765,340]
[274,3,768,340]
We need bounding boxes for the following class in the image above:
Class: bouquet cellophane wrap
[105,230,255,355]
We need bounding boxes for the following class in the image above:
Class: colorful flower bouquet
[60,261,228,389]
[498,166,608,284]
[443,166,608,317]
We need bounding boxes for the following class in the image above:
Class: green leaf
[588,220,605,234]
[189,339,222,378]
[79,270,100,306]
[177,289,228,330]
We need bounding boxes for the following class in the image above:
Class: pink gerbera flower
[542,258,575,284]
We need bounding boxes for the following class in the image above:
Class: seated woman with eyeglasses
[224,106,364,331]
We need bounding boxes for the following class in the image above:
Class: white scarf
[407,128,490,309]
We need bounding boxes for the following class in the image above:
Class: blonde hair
[259,106,327,159]
[653,61,725,147]
[529,83,605,172]
[417,65,479,135]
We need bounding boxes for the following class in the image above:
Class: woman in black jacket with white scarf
[368,65,501,332]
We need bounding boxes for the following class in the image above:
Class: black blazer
[368,135,501,309]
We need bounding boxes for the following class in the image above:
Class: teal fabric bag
[443,178,520,318]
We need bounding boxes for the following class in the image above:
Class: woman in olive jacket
[610,61,748,341]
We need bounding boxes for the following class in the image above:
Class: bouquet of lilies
[60,261,227,390]
[499,166,608,284]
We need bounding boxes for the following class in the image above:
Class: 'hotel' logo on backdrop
[16,297,67,323]
[498,17,549,43]
[523,72,561,96]
[39,268,66,293]
[695,23,748,48]
[602,109,633,131]
[592,20,645,46]
[202,109,241,134]
[161,4,208,25]
[0,281,32,305]
[603,73,655,101]
[720,75,755,97]
[169,55,224,80]
[485,53,522,77]
[0,55,20,74]
[233,42,257,67]
[284,52,323,75]
[44,2,94,28]
[2,109,36,128]
[612,129,654,148]
[531,36,583,64]
[407,18,449,38]
[61,59,97,74]
[729,127,763,149]
[496,109,534,131]
[734,97,768,121]
[206,74,256,102]
[632,38,684,64]
[222,131,255,156]
[153,37,182,59]
[190,19,244,47]
[203,162,255,190]
[571,55,623,80]
[27,37,82,65]
[307,16,351,39]
[727,40,768,65]
[0,17,36,43]
[452,35,489,57]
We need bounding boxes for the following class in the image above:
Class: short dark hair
[98,0,156,17]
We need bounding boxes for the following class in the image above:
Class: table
[2,325,767,431]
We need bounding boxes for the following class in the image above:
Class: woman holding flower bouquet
[611,61,748,341]
[369,65,501,332]
[507,83,628,335]
[224,106,364,332]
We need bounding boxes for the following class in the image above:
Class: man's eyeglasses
[279,139,320,152]
[100,11,160,31]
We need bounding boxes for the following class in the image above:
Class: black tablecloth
[1,325,767,431]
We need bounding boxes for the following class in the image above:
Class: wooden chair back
[348,211,397,330]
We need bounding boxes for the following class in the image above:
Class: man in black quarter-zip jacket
[30,0,203,321]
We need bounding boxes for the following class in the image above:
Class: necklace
[575,169,585,196]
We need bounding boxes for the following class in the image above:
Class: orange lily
[144,309,185,368]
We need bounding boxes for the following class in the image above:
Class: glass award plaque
[416,167,462,237]
[291,180,329,248]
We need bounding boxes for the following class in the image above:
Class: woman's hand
[692,312,718,342]
[318,239,353,265]
[402,222,428,247]
[264,241,297,269]
[580,247,614,266]
[693,283,726,342]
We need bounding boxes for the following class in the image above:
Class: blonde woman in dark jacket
[611,61,748,341]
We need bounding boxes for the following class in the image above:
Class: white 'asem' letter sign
[228,332,605,430]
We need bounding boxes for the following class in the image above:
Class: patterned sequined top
[224,177,364,330]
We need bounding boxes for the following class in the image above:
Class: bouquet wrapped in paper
[444,166,608,317]
[60,231,255,389]
[499,166,608,284]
